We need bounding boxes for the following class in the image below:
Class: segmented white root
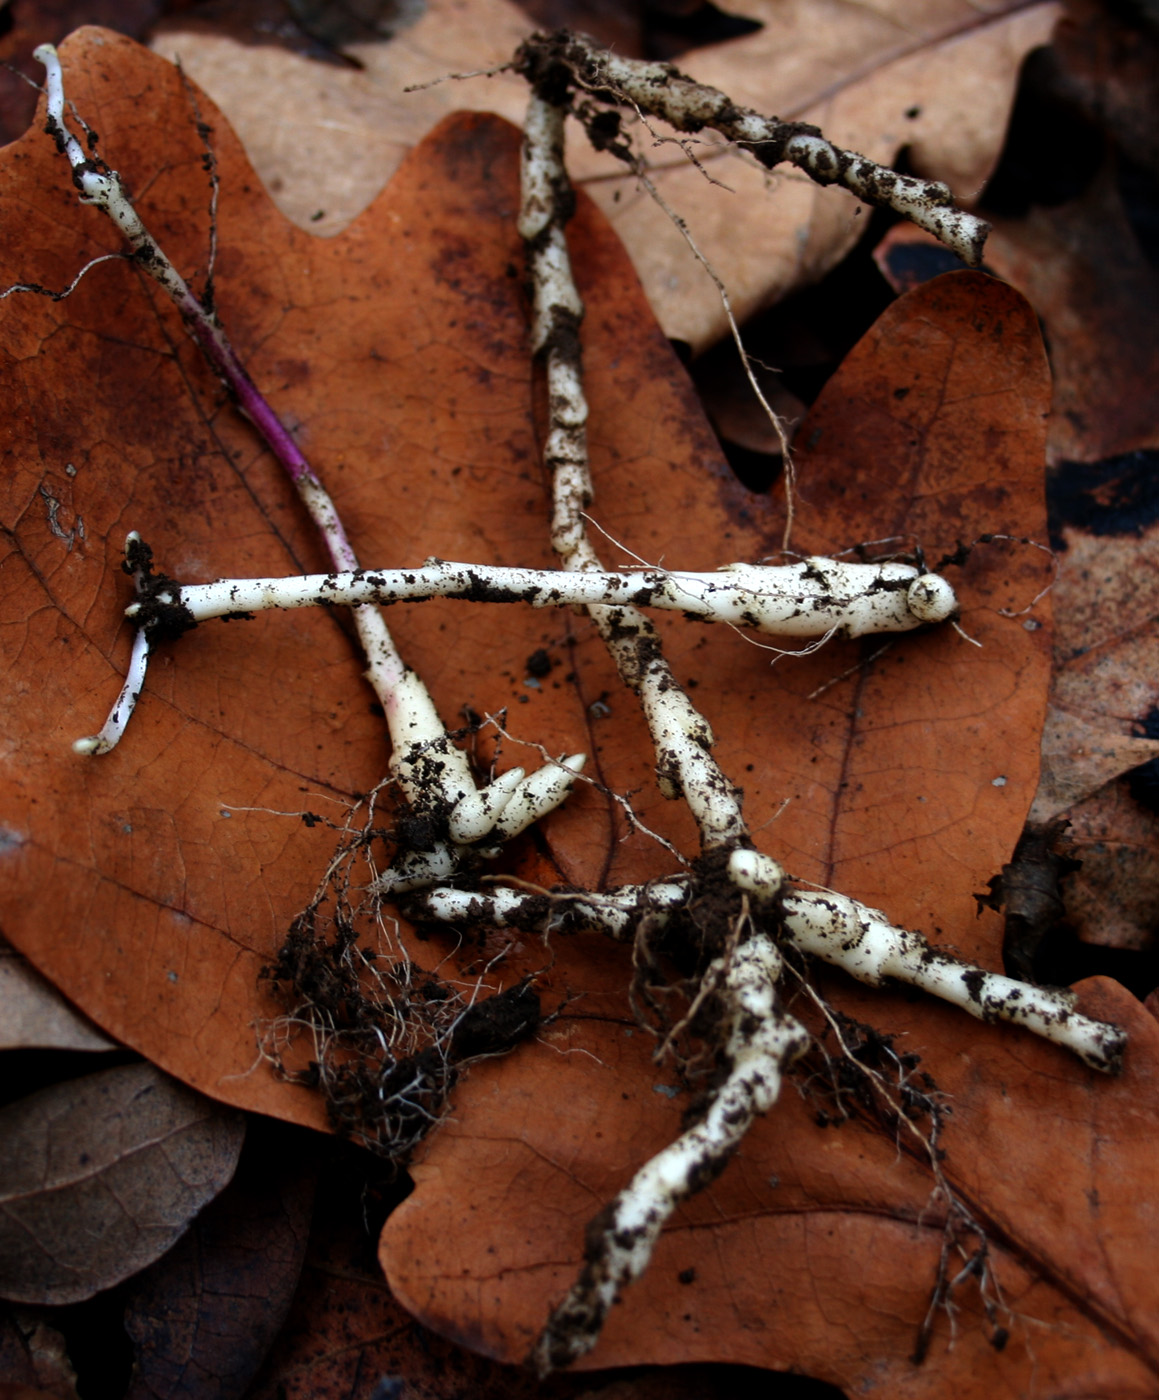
[405,878,1128,1075]
[782,891,1126,1074]
[523,92,754,852]
[515,33,990,267]
[404,879,690,938]
[532,928,811,1374]
[138,558,957,638]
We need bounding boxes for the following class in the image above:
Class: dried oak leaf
[983,159,1159,467]
[121,1120,315,1400]
[1060,782,1159,951]
[0,1062,244,1306]
[1,29,1143,1390]
[150,0,1052,349]
[0,32,1043,1111]
[876,213,1159,953]
[378,283,1159,1388]
[1024,449,1159,950]
[384,977,1159,1395]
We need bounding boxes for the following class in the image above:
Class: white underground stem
[526,36,989,267]
[148,559,957,639]
[782,890,1126,1074]
[533,930,810,1372]
[401,877,1128,1075]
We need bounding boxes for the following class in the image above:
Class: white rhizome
[23,34,1127,1376]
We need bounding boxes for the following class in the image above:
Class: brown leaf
[2,33,1042,1113]
[1052,0,1159,177]
[984,160,1159,466]
[1061,781,1159,951]
[377,277,1157,1387]
[122,1119,315,1400]
[383,975,1159,1393]
[0,29,1095,1386]
[150,0,1051,349]
[148,0,534,238]
[0,1063,244,1306]
[0,936,116,1054]
[1028,451,1159,947]
[863,214,1159,949]
[1030,707,1159,823]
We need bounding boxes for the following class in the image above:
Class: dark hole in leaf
[52,1284,136,1400]
[1047,449,1159,547]
[641,0,764,61]
[979,46,1105,216]
[879,239,967,295]
[1127,705,1159,813]
[1035,919,1159,1001]
[1116,153,1159,268]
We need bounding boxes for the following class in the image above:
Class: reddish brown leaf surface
[0,27,1140,1391]
[384,978,1159,1395]
[0,32,1043,1113]
[377,283,1159,1388]
[876,190,1159,954]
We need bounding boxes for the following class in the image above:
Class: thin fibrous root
[133,557,958,638]
[514,30,990,267]
[530,926,810,1375]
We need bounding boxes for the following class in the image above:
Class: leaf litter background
[0,2,1157,1398]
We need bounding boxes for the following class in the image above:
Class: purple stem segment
[177,290,361,574]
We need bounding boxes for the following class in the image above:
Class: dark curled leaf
[0,1064,244,1306]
